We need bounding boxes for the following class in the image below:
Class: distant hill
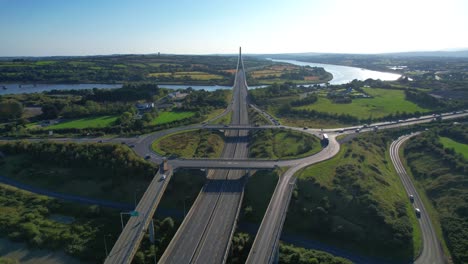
[254,50,468,59]
[381,50,468,58]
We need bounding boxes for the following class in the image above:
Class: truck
[161,157,170,174]
[322,133,329,145]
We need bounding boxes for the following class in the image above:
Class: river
[0,60,400,95]
[270,59,401,85]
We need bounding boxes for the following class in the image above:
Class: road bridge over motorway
[104,168,172,264]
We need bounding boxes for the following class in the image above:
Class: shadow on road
[203,177,247,193]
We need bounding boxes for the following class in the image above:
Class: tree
[142,112,153,123]
[117,112,133,126]
[0,100,23,121]
[41,104,59,119]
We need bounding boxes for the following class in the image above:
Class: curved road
[390,134,446,264]
[246,135,340,263]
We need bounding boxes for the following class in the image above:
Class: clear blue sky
[1,0,467,56]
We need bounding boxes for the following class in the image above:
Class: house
[168,91,189,101]
[136,102,155,111]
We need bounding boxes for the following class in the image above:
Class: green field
[148,71,224,80]
[152,129,224,158]
[439,136,468,159]
[46,115,118,129]
[285,134,421,260]
[249,129,322,159]
[297,88,429,119]
[150,111,195,125]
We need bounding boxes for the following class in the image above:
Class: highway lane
[390,134,446,264]
[246,134,341,263]
[159,49,250,264]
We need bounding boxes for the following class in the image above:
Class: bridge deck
[104,169,172,264]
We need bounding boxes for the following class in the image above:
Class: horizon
[1,0,468,56]
[2,48,468,59]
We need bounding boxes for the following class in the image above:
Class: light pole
[103,234,111,257]
[183,196,189,218]
[134,188,140,208]
[120,211,139,230]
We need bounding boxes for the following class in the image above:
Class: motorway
[158,50,250,263]
[390,134,446,264]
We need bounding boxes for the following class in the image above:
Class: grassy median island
[152,129,225,158]
[249,129,321,159]
[284,133,421,262]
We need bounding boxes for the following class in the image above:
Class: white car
[160,174,166,181]
[415,208,421,218]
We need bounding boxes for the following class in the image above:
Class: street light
[183,196,189,218]
[120,211,139,230]
[103,234,112,257]
[134,188,140,208]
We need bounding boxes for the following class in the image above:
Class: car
[145,154,151,160]
[121,141,126,144]
[355,128,361,133]
[98,140,103,143]
[160,174,166,181]
[409,194,414,203]
[129,144,135,148]
[415,208,421,218]
[224,125,229,128]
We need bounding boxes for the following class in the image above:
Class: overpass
[104,168,172,264]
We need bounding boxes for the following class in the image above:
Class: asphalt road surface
[390,134,446,264]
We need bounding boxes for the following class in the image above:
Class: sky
[1,0,467,56]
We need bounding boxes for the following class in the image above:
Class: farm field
[249,64,332,85]
[46,115,118,129]
[439,136,468,159]
[150,111,195,125]
[147,71,224,80]
[297,88,429,119]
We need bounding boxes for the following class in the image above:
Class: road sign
[130,211,139,217]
